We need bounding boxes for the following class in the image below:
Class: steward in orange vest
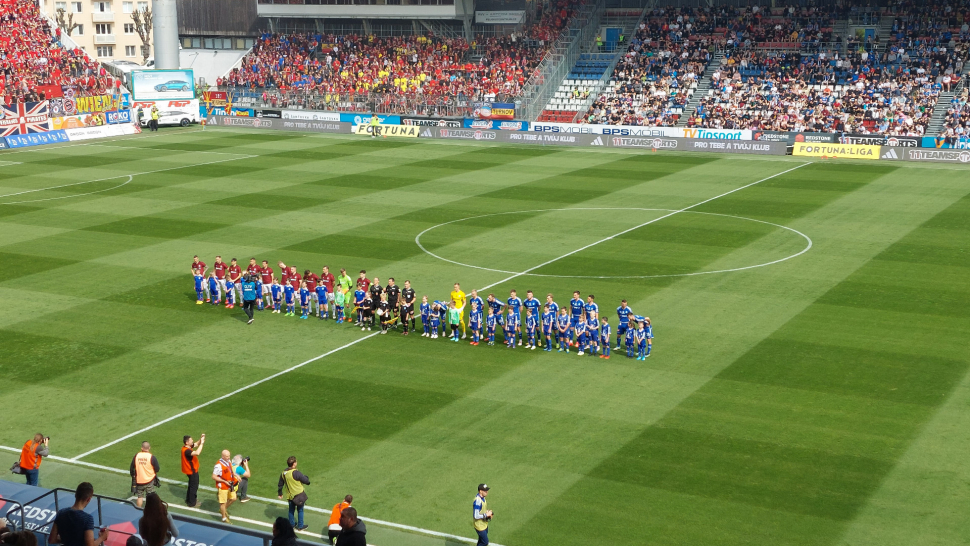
[129,441,159,508]
[181,433,205,508]
[19,434,49,486]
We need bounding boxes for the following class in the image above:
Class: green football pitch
[2,127,969,546]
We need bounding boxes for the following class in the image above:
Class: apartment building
[40,0,155,64]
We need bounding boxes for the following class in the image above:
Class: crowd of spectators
[938,85,970,145]
[686,37,967,135]
[0,0,113,104]
[221,0,585,109]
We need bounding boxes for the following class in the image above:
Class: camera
[243,456,250,462]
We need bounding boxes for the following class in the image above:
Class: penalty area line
[0,444,491,545]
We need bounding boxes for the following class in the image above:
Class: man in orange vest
[213,449,238,523]
[19,433,49,486]
[181,433,206,508]
[129,441,159,508]
[327,495,353,544]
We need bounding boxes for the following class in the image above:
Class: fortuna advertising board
[352,124,420,138]
[528,122,753,140]
[792,142,880,159]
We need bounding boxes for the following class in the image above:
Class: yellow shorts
[217,488,236,504]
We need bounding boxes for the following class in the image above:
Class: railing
[92,11,115,22]
[94,34,116,44]
[517,0,607,121]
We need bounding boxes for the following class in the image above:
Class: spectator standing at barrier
[1,530,37,546]
[473,484,493,546]
[138,493,178,546]
[233,455,251,503]
[213,450,238,524]
[277,456,310,531]
[49,482,109,546]
[181,434,205,508]
[271,518,297,546]
[17,434,48,487]
[242,274,258,324]
[327,495,353,544]
[334,507,366,546]
[130,442,159,509]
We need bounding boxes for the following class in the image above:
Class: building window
[124,23,135,33]
[95,1,111,12]
[96,45,113,56]
[122,1,132,12]
[71,1,82,12]
[191,37,201,48]
[95,23,112,34]
[136,1,147,10]
[55,1,67,11]
[75,24,83,34]
[125,45,136,56]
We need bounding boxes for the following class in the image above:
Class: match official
[473,484,493,546]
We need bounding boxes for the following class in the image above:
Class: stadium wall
[177,0,260,36]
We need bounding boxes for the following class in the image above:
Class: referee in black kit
[385,278,401,328]
[400,280,416,335]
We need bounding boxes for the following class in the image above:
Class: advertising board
[529,122,753,140]
[463,119,529,131]
[339,113,402,125]
[880,147,970,163]
[209,115,349,134]
[353,124,420,138]
[4,130,69,148]
[402,117,463,127]
[475,10,525,23]
[792,142,880,159]
[282,110,341,121]
[131,69,196,100]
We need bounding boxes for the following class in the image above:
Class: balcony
[94,34,116,44]
[92,11,114,22]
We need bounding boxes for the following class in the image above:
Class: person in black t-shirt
[50,482,109,546]
[369,277,383,306]
[360,294,374,331]
[377,294,392,334]
[400,280,416,335]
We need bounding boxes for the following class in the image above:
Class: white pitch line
[0,154,257,203]
[73,333,379,460]
[0,444,488,545]
[476,162,814,291]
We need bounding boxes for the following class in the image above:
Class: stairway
[926,90,957,135]
[676,51,724,127]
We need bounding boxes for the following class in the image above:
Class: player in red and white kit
[260,260,274,308]
[287,266,302,313]
[303,269,320,315]
[191,256,209,301]
[212,256,228,303]
[356,270,371,293]
[227,258,243,308]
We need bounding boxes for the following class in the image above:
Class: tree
[131,7,153,64]
[55,7,80,36]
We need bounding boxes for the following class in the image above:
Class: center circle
[414,207,812,279]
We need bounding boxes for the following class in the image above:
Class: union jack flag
[0,101,51,137]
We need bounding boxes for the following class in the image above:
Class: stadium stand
[0,0,115,104]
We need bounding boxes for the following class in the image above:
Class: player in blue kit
[635,322,647,360]
[568,291,584,347]
[224,277,236,308]
[507,290,523,346]
[420,296,431,336]
[523,290,541,346]
[541,305,555,352]
[429,301,442,339]
[254,277,264,311]
[586,311,599,356]
[469,301,483,346]
[615,300,634,350]
[299,282,310,319]
[599,317,611,359]
[207,273,220,306]
[556,308,570,352]
[271,278,283,313]
[525,311,538,350]
[625,326,636,358]
[194,270,205,304]
[584,295,598,325]
[284,282,295,316]
[354,288,366,325]
[486,307,498,345]
[315,283,328,319]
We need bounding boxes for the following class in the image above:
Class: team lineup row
[190,255,655,360]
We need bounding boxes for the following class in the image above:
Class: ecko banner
[529,122,752,140]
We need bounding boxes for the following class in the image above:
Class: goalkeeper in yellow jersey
[450,282,468,340]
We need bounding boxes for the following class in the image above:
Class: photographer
[233,455,251,503]
[17,434,49,486]
[241,274,258,324]
[277,456,310,531]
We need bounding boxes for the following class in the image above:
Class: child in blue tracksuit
[599,318,611,359]
[194,273,205,304]
[542,305,554,352]
[575,315,588,356]
[224,278,235,308]
[643,318,653,358]
[625,327,636,358]
[271,278,283,313]
[429,301,441,338]
[284,283,295,316]
[636,322,647,360]
[315,284,328,319]
[505,314,517,348]
[587,313,599,356]
[208,273,220,305]
[299,282,310,319]
[420,296,431,336]
[556,309,570,352]
[469,302,483,345]
[254,278,263,310]
[486,308,497,345]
